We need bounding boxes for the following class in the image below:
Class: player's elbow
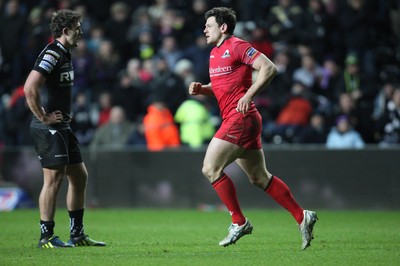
[268,63,278,77]
[23,84,33,98]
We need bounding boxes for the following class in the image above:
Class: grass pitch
[0,209,399,266]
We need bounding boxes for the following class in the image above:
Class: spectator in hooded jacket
[143,100,180,151]
[326,114,365,149]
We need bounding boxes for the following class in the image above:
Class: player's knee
[249,175,269,189]
[201,164,220,182]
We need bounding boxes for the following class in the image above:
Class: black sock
[69,209,85,238]
[40,220,55,240]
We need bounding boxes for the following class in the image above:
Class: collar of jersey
[217,35,233,48]
[54,40,69,54]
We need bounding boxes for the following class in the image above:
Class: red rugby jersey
[209,36,261,119]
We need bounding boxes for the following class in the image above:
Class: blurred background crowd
[0,0,400,150]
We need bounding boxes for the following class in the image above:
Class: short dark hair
[204,7,237,35]
[50,9,82,38]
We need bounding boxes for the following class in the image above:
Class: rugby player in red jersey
[188,7,318,250]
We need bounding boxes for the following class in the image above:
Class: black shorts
[30,127,83,168]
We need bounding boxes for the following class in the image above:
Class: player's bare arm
[189,82,215,96]
[24,70,63,125]
[236,54,278,114]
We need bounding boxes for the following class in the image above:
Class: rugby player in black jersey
[24,9,105,248]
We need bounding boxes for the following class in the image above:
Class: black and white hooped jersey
[31,40,73,129]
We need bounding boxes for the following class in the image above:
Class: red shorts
[215,110,262,149]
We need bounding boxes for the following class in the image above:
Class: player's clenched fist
[189,82,202,95]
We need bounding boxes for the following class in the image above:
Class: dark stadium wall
[1,147,399,210]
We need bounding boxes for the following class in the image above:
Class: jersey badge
[246,47,257,58]
[43,54,58,66]
[39,61,54,73]
[46,50,60,59]
[221,49,230,59]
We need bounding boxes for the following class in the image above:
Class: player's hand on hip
[189,82,202,95]
[236,95,252,114]
[44,110,63,125]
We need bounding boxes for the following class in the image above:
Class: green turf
[0,209,399,266]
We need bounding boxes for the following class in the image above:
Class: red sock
[265,176,304,224]
[212,174,246,225]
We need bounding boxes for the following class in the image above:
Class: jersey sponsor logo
[60,70,74,82]
[39,61,54,73]
[46,50,60,59]
[60,63,70,69]
[209,65,233,77]
[210,55,215,58]
[221,49,230,59]
[54,154,68,158]
[43,54,57,66]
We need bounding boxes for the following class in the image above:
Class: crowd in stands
[0,0,400,150]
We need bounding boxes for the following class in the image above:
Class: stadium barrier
[1,146,399,210]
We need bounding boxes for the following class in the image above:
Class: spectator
[86,24,106,54]
[103,1,131,60]
[23,7,50,77]
[326,114,365,149]
[94,91,113,127]
[127,6,154,44]
[90,106,134,148]
[315,56,341,104]
[174,95,215,148]
[296,112,329,143]
[335,53,376,104]
[377,87,400,146]
[3,84,31,145]
[184,0,209,42]
[0,0,26,92]
[113,59,147,122]
[266,0,304,46]
[70,92,95,146]
[292,52,324,90]
[265,82,313,143]
[297,0,332,63]
[328,92,362,133]
[90,40,122,97]
[157,7,189,44]
[132,28,157,61]
[336,0,376,76]
[157,34,183,72]
[334,54,377,142]
[181,32,212,83]
[126,6,157,60]
[147,0,169,24]
[143,100,180,151]
[372,82,395,122]
[148,56,187,114]
[256,50,293,122]
[71,39,94,99]
[249,25,274,60]
[173,58,195,88]
[390,1,400,42]
[275,82,313,128]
